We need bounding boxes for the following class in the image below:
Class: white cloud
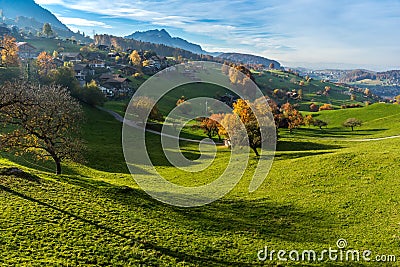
[35,0,65,4]
[57,16,112,29]
[38,0,400,69]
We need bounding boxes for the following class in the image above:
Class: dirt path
[97,107,222,145]
[98,107,399,144]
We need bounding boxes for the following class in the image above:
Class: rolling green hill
[1,103,400,265]
[298,103,400,139]
[255,70,376,110]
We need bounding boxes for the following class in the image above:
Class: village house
[118,65,138,76]
[73,64,94,81]
[99,73,124,84]
[60,52,84,63]
[107,52,121,59]
[16,42,37,59]
[53,58,64,68]
[103,76,130,91]
[0,26,11,36]
[97,45,110,51]
[89,59,106,68]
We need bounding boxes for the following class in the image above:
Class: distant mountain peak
[125,29,218,56]
[0,0,90,42]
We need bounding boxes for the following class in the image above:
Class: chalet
[53,58,64,68]
[16,42,37,59]
[86,52,106,60]
[142,65,158,75]
[61,52,84,63]
[99,73,123,83]
[103,77,130,91]
[89,59,106,68]
[73,64,94,81]
[97,45,110,51]
[108,52,121,58]
[119,65,138,76]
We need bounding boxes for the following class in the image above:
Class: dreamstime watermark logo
[122,61,276,207]
[257,238,397,263]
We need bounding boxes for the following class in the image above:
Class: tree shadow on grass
[1,174,343,266]
[275,151,334,160]
[0,180,252,266]
[277,141,342,151]
[295,127,388,139]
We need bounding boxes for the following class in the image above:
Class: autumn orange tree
[319,103,333,111]
[36,51,56,78]
[131,96,163,124]
[0,35,19,67]
[0,81,83,175]
[309,103,319,112]
[304,114,314,127]
[395,95,400,104]
[281,103,303,133]
[218,99,267,156]
[176,96,192,115]
[200,114,223,140]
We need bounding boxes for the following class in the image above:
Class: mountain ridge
[0,0,89,41]
[1,0,68,31]
[218,52,281,69]
[125,29,220,56]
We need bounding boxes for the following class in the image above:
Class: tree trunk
[53,157,62,175]
[251,146,260,157]
[351,126,354,131]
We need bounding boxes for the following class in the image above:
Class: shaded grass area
[1,104,400,266]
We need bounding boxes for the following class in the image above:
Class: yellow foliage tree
[129,50,141,66]
[36,51,56,77]
[281,103,303,133]
[131,96,163,124]
[219,99,265,156]
[0,35,19,67]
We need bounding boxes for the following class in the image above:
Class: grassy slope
[28,38,82,54]
[298,103,400,139]
[1,105,400,266]
[255,70,374,110]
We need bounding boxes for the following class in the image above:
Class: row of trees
[129,93,364,157]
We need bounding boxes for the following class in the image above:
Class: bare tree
[0,82,84,174]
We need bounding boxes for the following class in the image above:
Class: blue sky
[35,0,400,70]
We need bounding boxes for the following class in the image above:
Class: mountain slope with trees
[125,29,211,55]
[0,0,89,41]
[94,34,206,59]
[218,53,281,69]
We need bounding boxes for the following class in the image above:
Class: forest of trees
[94,34,210,60]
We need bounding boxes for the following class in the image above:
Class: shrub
[319,104,333,111]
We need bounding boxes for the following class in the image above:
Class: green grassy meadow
[255,70,374,110]
[1,102,400,266]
